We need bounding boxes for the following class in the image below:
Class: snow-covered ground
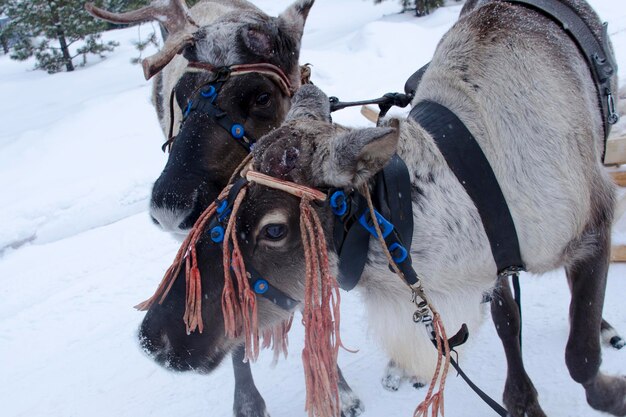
[1,1,625,416]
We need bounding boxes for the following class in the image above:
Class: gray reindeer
[138,0,626,415]
[88,1,364,417]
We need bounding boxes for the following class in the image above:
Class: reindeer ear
[325,119,400,188]
[241,26,273,57]
[286,84,331,122]
[278,0,315,41]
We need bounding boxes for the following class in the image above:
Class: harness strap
[410,100,525,276]
[502,0,619,145]
[331,155,416,290]
[449,357,509,416]
[183,81,254,152]
[512,273,523,350]
[246,263,299,311]
[187,61,295,97]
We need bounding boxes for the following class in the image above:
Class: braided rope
[361,186,451,417]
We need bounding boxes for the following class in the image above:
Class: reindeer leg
[566,268,624,350]
[565,226,626,416]
[491,277,547,417]
[232,344,269,417]
[338,365,364,417]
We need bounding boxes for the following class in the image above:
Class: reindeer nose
[150,204,193,233]
[139,326,195,372]
[149,186,199,234]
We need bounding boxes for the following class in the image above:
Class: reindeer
[87,1,364,417]
[137,0,626,415]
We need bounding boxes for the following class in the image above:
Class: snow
[0,1,625,417]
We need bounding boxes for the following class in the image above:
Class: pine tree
[0,0,9,54]
[3,0,119,73]
[415,0,444,17]
[375,0,446,16]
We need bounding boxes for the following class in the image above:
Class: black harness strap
[182,79,255,153]
[410,100,525,276]
[502,0,619,144]
[331,155,416,290]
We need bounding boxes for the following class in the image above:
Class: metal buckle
[498,265,524,278]
[607,89,619,125]
[213,66,232,83]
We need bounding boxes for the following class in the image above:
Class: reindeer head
[87,0,315,238]
[138,84,400,373]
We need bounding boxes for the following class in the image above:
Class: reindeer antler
[85,1,199,80]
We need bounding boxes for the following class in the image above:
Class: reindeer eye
[262,224,287,240]
[255,93,271,107]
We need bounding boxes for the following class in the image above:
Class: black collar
[330,154,419,290]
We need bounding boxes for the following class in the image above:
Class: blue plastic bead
[216,200,228,214]
[231,124,245,139]
[253,279,269,294]
[200,85,216,99]
[389,242,408,263]
[359,209,394,238]
[329,191,347,216]
[210,225,225,243]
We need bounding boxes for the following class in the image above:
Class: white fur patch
[149,206,192,239]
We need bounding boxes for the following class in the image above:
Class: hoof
[340,394,364,417]
[381,372,402,391]
[610,336,625,350]
[503,375,547,417]
[381,360,426,392]
[411,379,426,389]
[584,374,626,416]
[602,327,625,350]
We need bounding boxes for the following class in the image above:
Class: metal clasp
[607,89,619,125]
[411,288,432,324]
[498,265,524,278]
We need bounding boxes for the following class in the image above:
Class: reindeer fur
[152,0,308,140]
[244,1,623,414]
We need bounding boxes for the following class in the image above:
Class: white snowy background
[1,0,625,416]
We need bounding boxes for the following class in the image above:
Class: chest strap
[331,155,416,290]
[410,100,525,276]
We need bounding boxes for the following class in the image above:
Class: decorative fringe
[135,184,231,334]
[300,198,342,417]
[221,187,263,361]
[263,315,294,366]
